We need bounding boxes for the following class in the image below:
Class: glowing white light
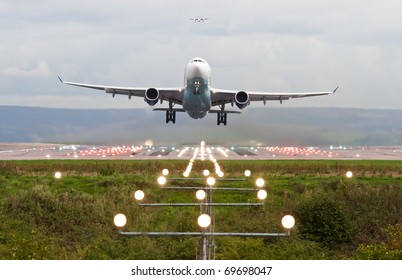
[46,154,51,158]
[217,171,224,178]
[244,170,251,177]
[134,190,145,201]
[114,213,127,228]
[162,169,169,176]
[217,147,229,157]
[198,214,211,228]
[157,176,167,186]
[346,171,353,178]
[203,169,210,176]
[178,147,188,157]
[196,190,206,200]
[183,172,189,177]
[206,177,216,186]
[255,178,265,188]
[281,215,295,229]
[257,189,267,200]
[52,171,62,179]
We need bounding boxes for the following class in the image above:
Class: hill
[1,106,401,146]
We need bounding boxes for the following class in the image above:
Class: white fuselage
[182,58,212,119]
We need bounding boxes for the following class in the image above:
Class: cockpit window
[192,59,205,63]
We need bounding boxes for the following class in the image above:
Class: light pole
[198,214,211,260]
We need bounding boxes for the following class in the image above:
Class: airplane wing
[210,86,339,106]
[58,76,184,104]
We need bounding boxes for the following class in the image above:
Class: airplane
[58,57,338,126]
[189,16,209,23]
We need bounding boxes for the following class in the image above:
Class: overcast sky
[1,0,402,109]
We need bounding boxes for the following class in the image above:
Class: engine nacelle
[144,88,159,106]
[234,91,249,109]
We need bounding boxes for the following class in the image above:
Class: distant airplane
[189,16,209,23]
[58,58,338,125]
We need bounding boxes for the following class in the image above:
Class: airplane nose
[187,64,207,79]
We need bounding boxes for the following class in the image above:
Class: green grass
[0,160,401,259]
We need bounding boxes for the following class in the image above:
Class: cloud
[1,0,402,109]
[2,61,52,77]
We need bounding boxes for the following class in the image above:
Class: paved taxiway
[0,143,401,160]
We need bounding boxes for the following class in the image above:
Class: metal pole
[200,233,207,260]
[207,182,214,260]
[139,203,263,207]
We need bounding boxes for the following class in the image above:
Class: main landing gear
[217,112,227,125]
[165,99,176,123]
[217,101,227,126]
[166,110,176,123]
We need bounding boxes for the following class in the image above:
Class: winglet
[333,86,339,93]
[57,75,63,83]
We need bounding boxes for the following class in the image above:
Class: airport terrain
[0,159,401,260]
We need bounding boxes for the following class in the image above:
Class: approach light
[114,213,127,228]
[162,169,169,176]
[244,170,251,177]
[255,178,265,188]
[198,214,211,228]
[196,190,206,200]
[203,169,210,177]
[157,176,167,186]
[206,177,216,186]
[257,189,267,200]
[54,172,62,179]
[346,171,353,178]
[183,172,189,178]
[281,215,295,230]
[134,190,145,201]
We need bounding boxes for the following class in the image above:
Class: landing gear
[217,101,227,126]
[165,99,176,124]
[217,112,227,126]
[166,110,176,123]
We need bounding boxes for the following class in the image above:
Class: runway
[1,142,401,160]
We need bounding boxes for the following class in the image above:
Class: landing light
[134,190,145,201]
[114,213,127,228]
[244,170,251,177]
[255,178,265,188]
[157,176,167,186]
[54,172,62,179]
[281,215,295,230]
[206,177,216,186]
[162,169,169,176]
[346,171,353,178]
[198,214,211,228]
[257,189,267,200]
[196,190,206,200]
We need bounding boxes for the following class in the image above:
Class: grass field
[0,160,401,260]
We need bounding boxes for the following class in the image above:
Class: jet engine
[234,91,249,109]
[144,88,159,106]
